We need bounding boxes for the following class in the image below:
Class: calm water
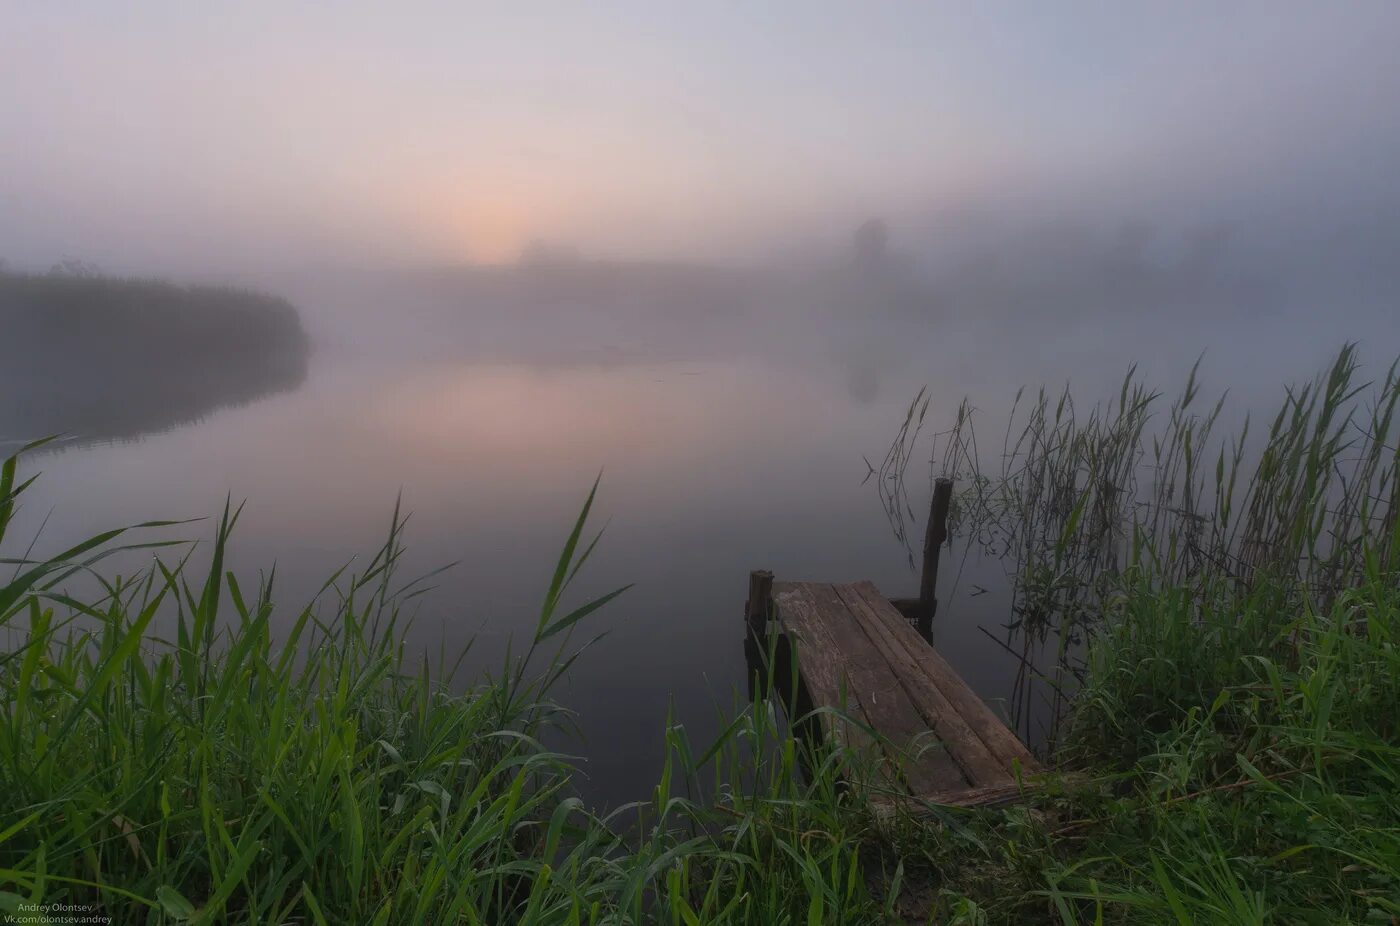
[7,268,1385,808]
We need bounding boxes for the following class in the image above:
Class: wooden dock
[744,479,1039,808]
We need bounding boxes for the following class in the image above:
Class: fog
[4,4,1400,808]
[4,4,1400,290]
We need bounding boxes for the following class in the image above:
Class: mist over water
[6,245,1394,807]
[4,3,1400,806]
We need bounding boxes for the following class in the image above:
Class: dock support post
[745,569,774,642]
[916,478,953,642]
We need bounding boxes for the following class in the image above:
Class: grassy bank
[0,460,901,924]
[2,351,1398,923]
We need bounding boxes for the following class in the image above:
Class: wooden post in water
[916,477,954,642]
[743,569,775,702]
[745,569,774,643]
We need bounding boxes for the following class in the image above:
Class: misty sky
[3,3,1399,274]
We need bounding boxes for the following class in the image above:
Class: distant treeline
[0,270,309,445]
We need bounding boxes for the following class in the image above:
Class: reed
[3,345,1398,922]
[0,444,896,923]
[868,346,1400,921]
[879,345,1400,744]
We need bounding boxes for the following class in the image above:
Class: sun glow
[447,197,532,264]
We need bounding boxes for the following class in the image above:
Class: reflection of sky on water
[7,270,1396,808]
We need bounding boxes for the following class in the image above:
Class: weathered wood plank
[770,582,884,763]
[847,581,1038,774]
[922,781,1029,808]
[763,576,1039,808]
[796,583,968,795]
[830,582,1010,790]
[776,582,926,798]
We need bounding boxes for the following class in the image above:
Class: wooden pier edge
[744,555,1041,810]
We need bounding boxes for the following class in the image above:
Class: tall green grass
[0,455,636,922]
[870,347,1400,922]
[5,346,1399,923]
[1033,569,1400,923]
[0,446,908,923]
[881,345,1400,742]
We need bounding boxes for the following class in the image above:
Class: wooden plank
[922,781,1029,808]
[765,576,1039,808]
[796,582,968,795]
[852,580,1037,773]
[776,582,917,800]
[846,581,1038,774]
[770,582,885,764]
[830,583,1011,790]
[869,781,1030,821]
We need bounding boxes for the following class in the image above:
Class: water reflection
[4,260,1396,809]
[0,272,310,449]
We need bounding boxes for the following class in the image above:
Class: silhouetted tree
[852,218,889,274]
[48,258,101,278]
